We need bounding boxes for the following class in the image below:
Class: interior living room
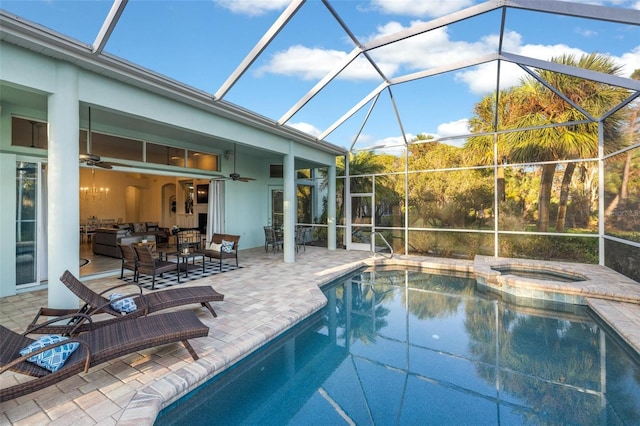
[79,167,211,276]
[11,113,225,279]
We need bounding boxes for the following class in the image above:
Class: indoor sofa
[92,222,166,258]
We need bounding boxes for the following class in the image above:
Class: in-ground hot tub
[490,265,586,283]
[473,256,592,305]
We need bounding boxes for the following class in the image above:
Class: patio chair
[176,229,202,252]
[25,270,224,335]
[118,243,138,280]
[134,244,179,289]
[1,310,209,401]
[263,226,282,253]
[295,227,308,253]
[200,233,240,268]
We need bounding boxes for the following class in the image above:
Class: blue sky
[2,0,639,151]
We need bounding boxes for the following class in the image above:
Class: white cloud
[212,0,289,16]
[436,119,470,147]
[437,119,469,138]
[288,121,322,137]
[574,27,598,37]
[366,24,492,73]
[362,119,470,152]
[355,134,409,155]
[454,42,599,95]
[257,14,638,92]
[255,46,386,81]
[370,0,474,17]
[618,46,640,76]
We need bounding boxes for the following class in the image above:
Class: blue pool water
[157,266,640,425]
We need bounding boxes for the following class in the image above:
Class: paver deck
[1,247,638,425]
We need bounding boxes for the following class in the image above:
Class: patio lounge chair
[1,310,209,401]
[25,270,224,335]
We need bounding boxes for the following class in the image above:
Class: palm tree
[466,89,520,202]
[467,53,629,231]
[605,69,640,220]
[525,54,628,231]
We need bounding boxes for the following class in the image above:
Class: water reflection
[158,267,640,425]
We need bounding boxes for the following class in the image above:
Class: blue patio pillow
[20,335,79,372]
[109,293,138,313]
[221,240,234,253]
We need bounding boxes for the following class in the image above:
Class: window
[270,164,283,178]
[11,117,47,149]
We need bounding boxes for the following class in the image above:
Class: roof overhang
[0,10,348,157]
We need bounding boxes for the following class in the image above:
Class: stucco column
[47,62,80,308]
[283,144,296,263]
[327,163,336,250]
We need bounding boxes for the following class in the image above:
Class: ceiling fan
[79,153,115,169]
[220,143,255,182]
[79,107,120,169]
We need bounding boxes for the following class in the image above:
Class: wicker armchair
[200,233,240,268]
[118,243,138,280]
[134,244,179,289]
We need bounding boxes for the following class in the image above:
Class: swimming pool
[157,266,640,425]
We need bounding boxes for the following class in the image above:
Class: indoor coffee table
[175,250,205,282]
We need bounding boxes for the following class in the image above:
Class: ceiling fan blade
[238,177,256,182]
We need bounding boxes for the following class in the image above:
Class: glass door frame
[347,192,374,251]
[268,185,284,228]
[15,159,45,289]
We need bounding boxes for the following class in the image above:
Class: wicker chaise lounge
[25,270,224,335]
[1,310,209,401]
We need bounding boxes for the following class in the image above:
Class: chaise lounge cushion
[20,335,80,372]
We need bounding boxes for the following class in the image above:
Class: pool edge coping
[118,254,640,425]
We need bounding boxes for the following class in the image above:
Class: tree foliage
[314,54,636,265]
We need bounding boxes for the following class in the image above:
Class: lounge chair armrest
[0,338,91,374]
[27,307,80,328]
[34,307,80,317]
[23,313,93,336]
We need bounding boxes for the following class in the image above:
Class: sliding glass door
[16,161,39,286]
